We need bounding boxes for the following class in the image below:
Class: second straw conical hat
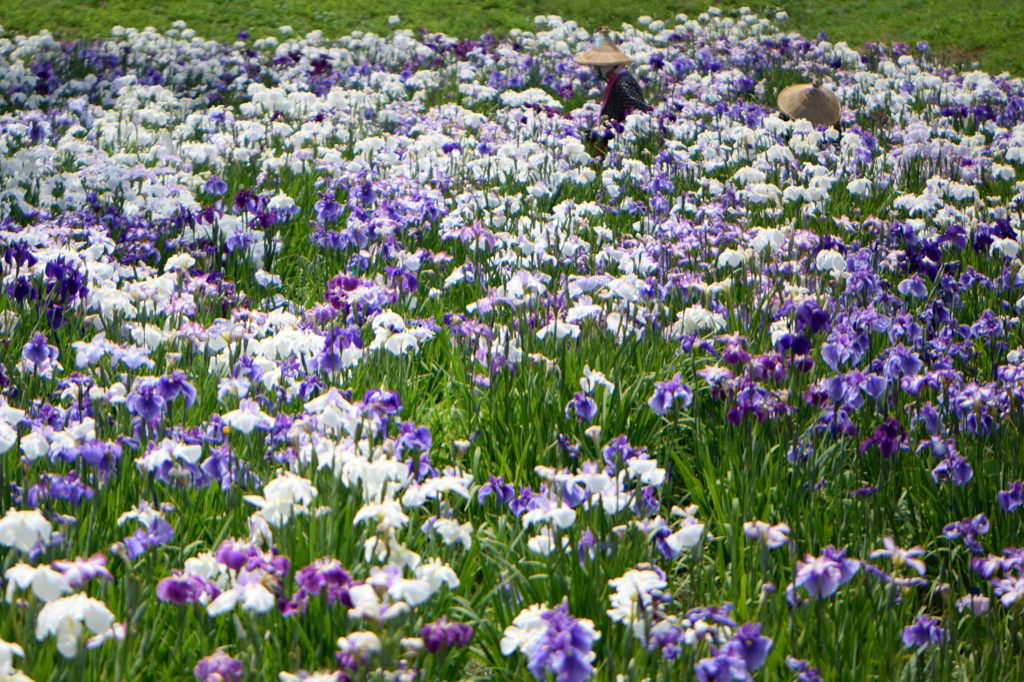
[777,83,842,126]
[573,35,633,66]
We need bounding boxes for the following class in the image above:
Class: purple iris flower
[943,514,990,554]
[914,403,943,435]
[315,192,343,223]
[396,422,432,456]
[526,599,597,682]
[203,176,228,196]
[650,622,684,660]
[478,476,515,505]
[566,392,598,422]
[577,530,597,565]
[3,242,37,269]
[194,650,243,682]
[648,373,693,415]
[363,389,403,416]
[897,276,929,298]
[560,481,588,508]
[157,370,197,407]
[233,189,261,214]
[901,615,947,648]
[723,623,773,671]
[294,558,352,607]
[998,482,1024,513]
[820,330,868,371]
[859,418,906,458]
[215,538,259,571]
[787,657,823,682]
[44,257,88,304]
[8,276,39,302]
[123,517,175,560]
[932,456,973,486]
[26,472,94,507]
[421,617,474,653]
[157,571,207,604]
[202,446,254,489]
[22,332,59,367]
[52,553,113,588]
[694,651,751,682]
[127,382,166,427]
[794,546,861,599]
[883,345,924,379]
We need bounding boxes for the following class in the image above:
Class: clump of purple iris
[193,650,243,682]
[931,455,973,486]
[792,546,861,600]
[363,388,404,418]
[943,514,989,555]
[421,617,474,653]
[291,557,353,612]
[25,471,95,507]
[527,599,598,682]
[316,325,363,373]
[117,502,176,561]
[35,256,89,328]
[971,548,1024,607]
[794,301,830,335]
[901,615,947,649]
[157,571,219,605]
[123,517,175,560]
[648,373,693,415]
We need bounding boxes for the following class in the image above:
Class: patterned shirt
[600,69,650,122]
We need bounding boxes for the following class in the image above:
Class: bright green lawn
[0,0,1021,75]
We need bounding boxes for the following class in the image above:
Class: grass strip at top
[0,0,1021,75]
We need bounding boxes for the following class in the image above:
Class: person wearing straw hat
[777,82,842,127]
[574,29,650,157]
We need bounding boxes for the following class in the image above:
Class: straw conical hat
[574,31,632,67]
[777,83,842,126]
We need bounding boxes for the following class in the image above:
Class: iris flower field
[1,9,1023,681]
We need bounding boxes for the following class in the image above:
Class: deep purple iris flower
[566,392,598,422]
[157,370,197,407]
[478,476,516,505]
[157,571,209,604]
[421,617,474,653]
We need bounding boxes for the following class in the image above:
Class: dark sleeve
[605,73,649,122]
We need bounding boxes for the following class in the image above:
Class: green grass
[0,0,1021,75]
